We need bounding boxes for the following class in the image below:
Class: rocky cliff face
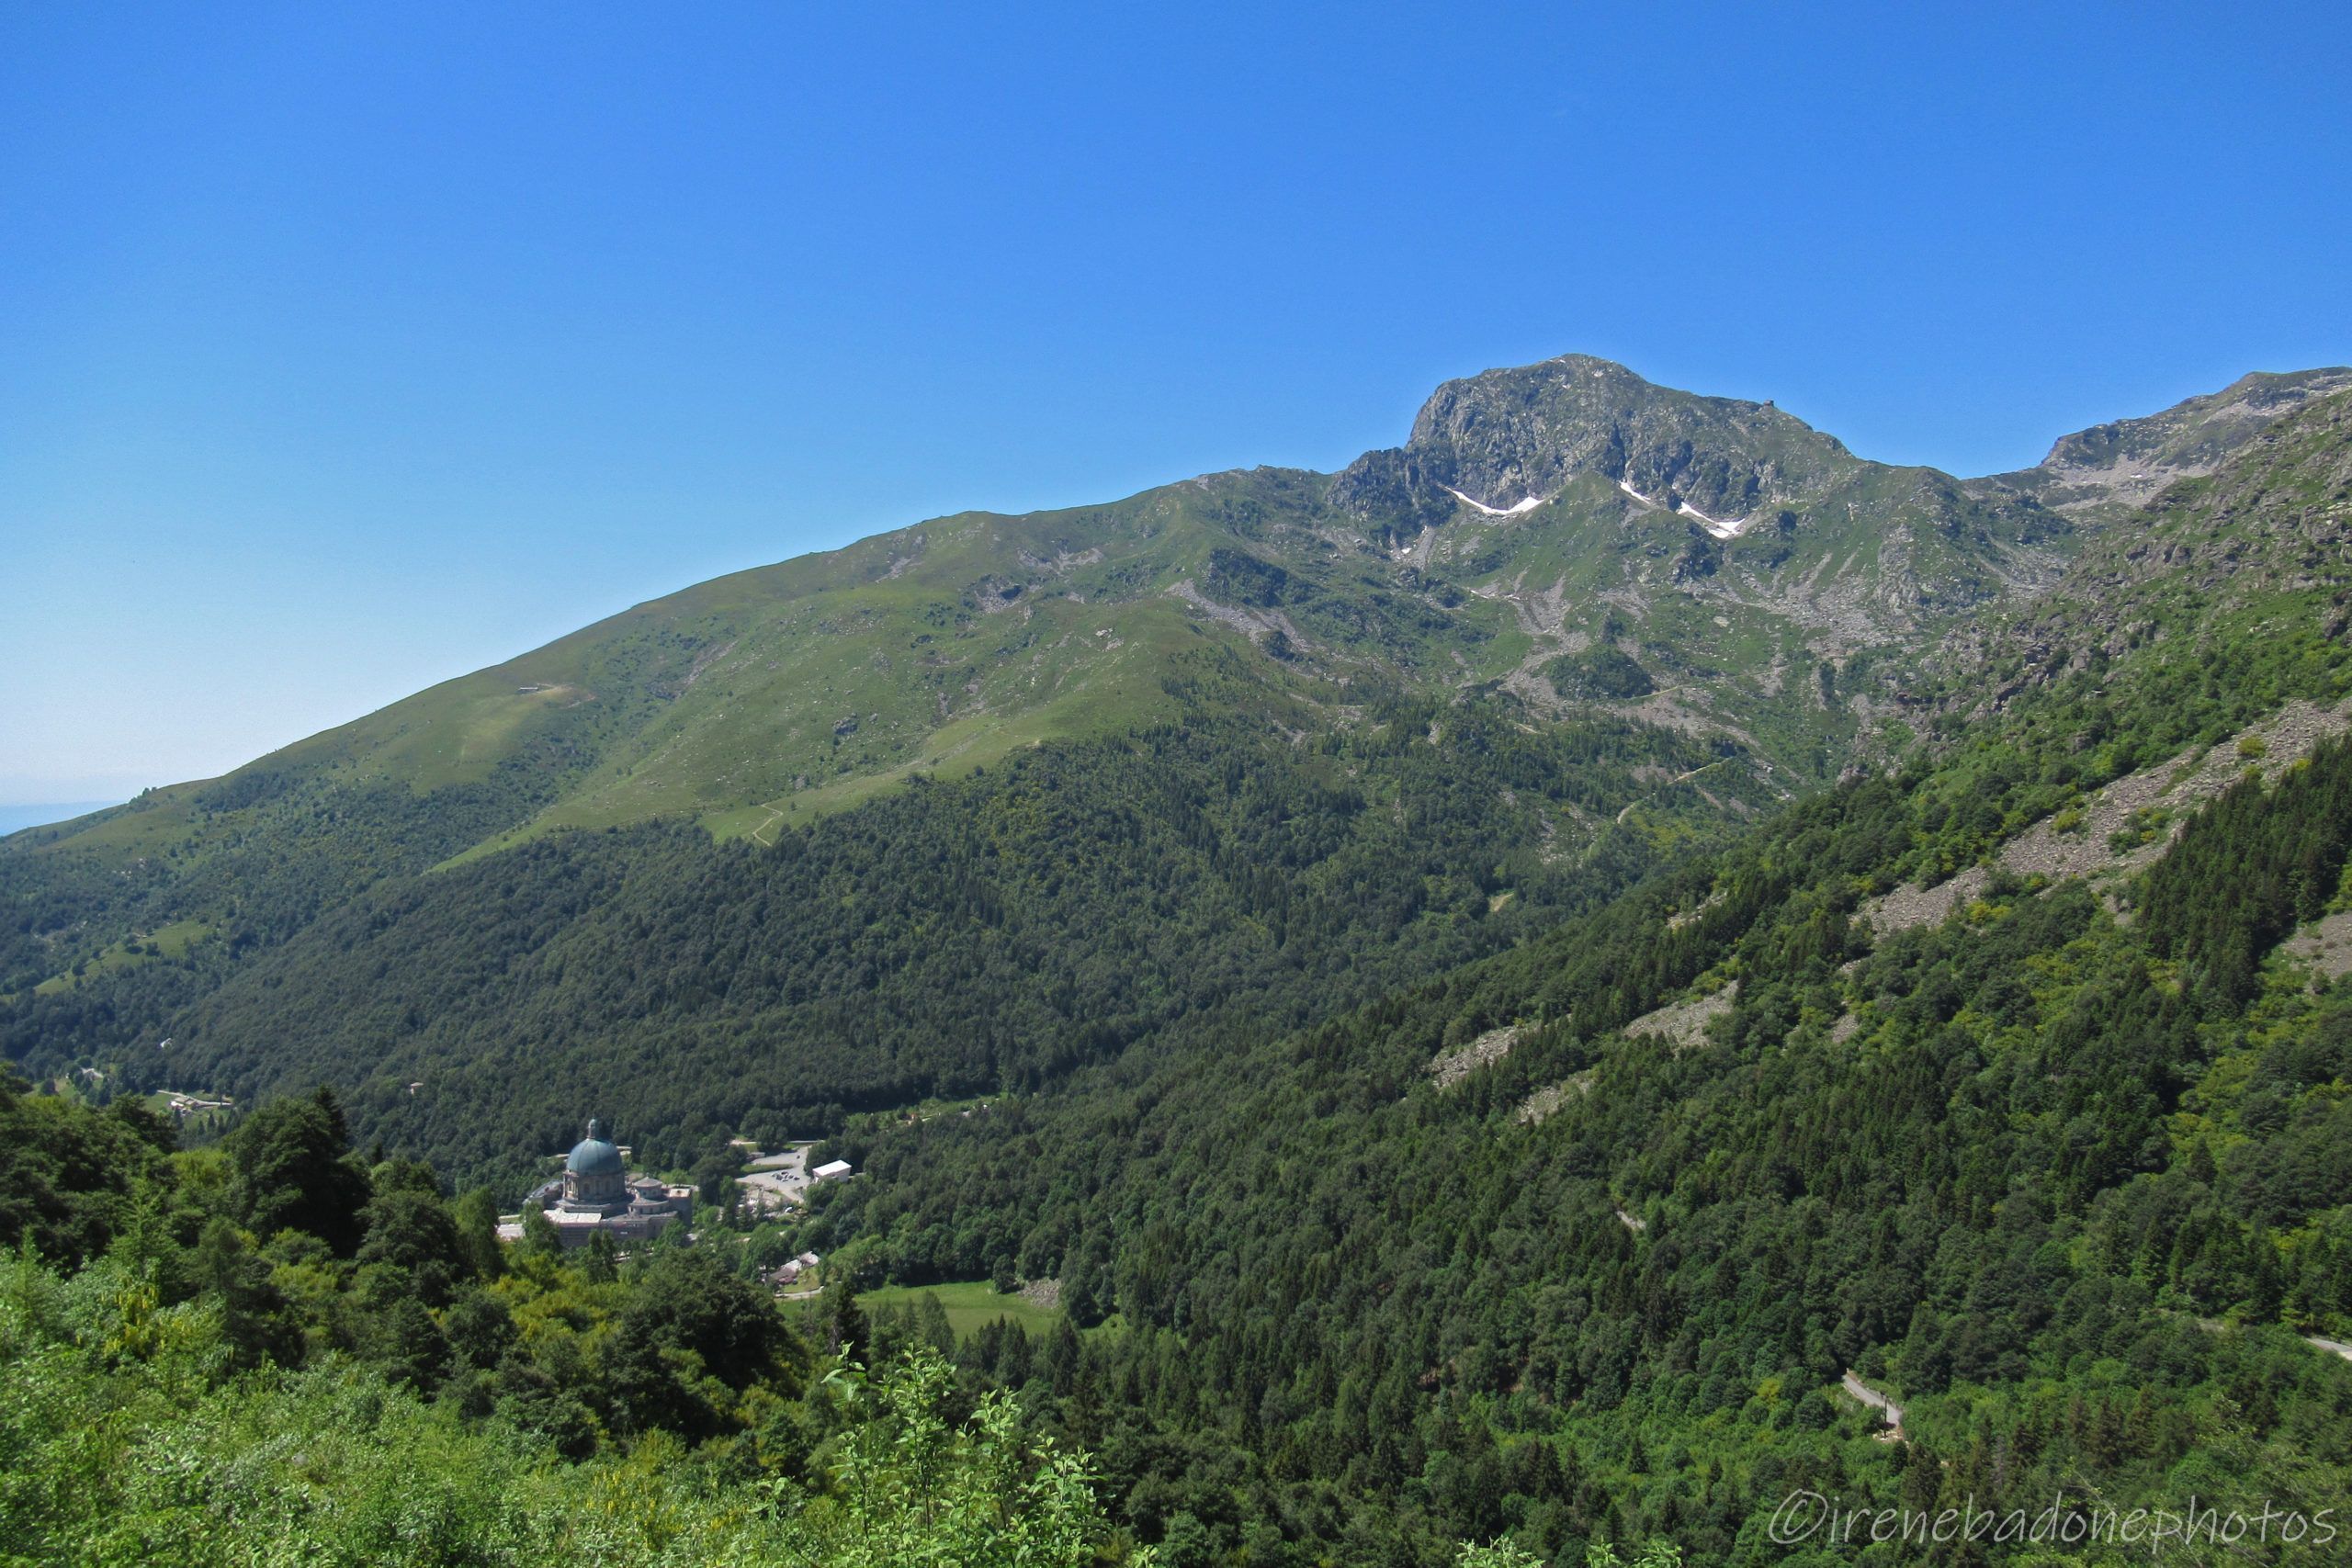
[1977,367,2352,523]
[2071,385,2352,611]
[1934,387,2352,720]
[1325,354,2070,648]
[1328,355,1855,526]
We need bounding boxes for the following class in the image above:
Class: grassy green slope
[122,675,1770,1195]
[9,357,2086,882]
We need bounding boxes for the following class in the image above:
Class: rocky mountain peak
[1328,354,1859,528]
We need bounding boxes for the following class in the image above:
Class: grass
[32,919,212,997]
[28,434,2062,916]
[438,589,1217,865]
[854,1280,1064,1339]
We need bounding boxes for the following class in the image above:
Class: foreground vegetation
[808,733,2352,1562]
[0,1079,1159,1565]
[2,1076,1687,1565]
[15,726,2351,1563]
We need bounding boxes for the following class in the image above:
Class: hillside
[1975,367,2352,525]
[805,388,2352,1562]
[8,354,2084,885]
[17,355,2325,894]
[5,370,2350,1566]
[3,360,2341,1180]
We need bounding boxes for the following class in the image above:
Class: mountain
[1975,366,2352,524]
[18,355,2324,884]
[1936,375,2352,740]
[7,362,2352,1568]
[1336,353,2065,628]
[807,384,2352,1561]
[3,357,2090,865]
[4,358,2343,1185]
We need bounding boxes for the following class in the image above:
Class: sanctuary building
[496,1118,695,1249]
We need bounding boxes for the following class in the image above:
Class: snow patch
[1616,477,1749,537]
[1678,502,1751,539]
[1444,486,1544,518]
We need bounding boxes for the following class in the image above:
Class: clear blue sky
[6,1,2348,804]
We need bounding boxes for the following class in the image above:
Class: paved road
[1841,1371,1905,1441]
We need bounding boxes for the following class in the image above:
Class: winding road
[1841,1371,1905,1441]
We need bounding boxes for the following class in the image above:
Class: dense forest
[1,1071,1654,1566]
[7,676,1759,1196]
[10,707,2350,1563]
[799,728,2352,1562]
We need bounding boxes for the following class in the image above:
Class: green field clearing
[854,1280,1063,1338]
[32,919,212,997]
[142,1087,236,1136]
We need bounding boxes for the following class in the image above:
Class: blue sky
[5,1,2348,804]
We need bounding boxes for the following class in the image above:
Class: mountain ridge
[7,358,2345,1108]
[19,354,2335,866]
[1975,365,2352,523]
[9,359,2352,1568]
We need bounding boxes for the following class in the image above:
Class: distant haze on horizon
[0,802,124,836]
[6,0,2348,804]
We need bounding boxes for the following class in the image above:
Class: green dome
[566,1118,623,1177]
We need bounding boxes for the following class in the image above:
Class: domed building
[498,1117,696,1250]
[561,1119,629,1214]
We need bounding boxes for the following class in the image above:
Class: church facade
[497,1118,695,1249]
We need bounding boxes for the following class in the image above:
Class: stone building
[496,1118,695,1249]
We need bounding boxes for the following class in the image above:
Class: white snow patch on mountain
[1617,477,1749,537]
[1678,503,1750,539]
[1444,487,1544,517]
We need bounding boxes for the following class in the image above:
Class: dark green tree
[356,1187,469,1306]
[224,1088,373,1256]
